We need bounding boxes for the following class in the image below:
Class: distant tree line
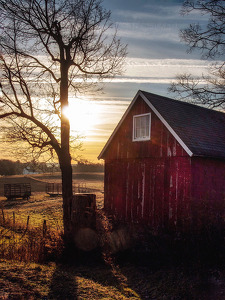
[72,162,104,173]
[0,159,103,175]
[0,160,24,175]
[0,160,59,175]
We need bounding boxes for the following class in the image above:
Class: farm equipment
[4,183,31,200]
[46,182,90,196]
[46,182,62,196]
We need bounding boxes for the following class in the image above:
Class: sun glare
[62,98,101,135]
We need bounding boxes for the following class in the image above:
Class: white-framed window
[133,113,151,141]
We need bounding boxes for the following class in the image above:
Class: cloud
[116,22,179,42]
[91,58,214,85]
[105,0,208,61]
[115,6,182,22]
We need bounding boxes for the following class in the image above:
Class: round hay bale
[74,228,99,251]
[107,227,132,253]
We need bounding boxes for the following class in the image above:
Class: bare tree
[0,0,127,241]
[169,0,225,109]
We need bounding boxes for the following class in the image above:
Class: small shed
[98,90,225,232]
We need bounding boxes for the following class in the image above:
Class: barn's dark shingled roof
[141,90,225,159]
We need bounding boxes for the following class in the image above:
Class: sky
[0,0,211,164]
[72,0,211,163]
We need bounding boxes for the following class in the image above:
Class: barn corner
[99,90,225,237]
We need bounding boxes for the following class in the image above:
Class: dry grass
[0,207,64,263]
[0,259,143,299]
[0,172,104,264]
[1,256,225,299]
[0,174,225,299]
[0,171,104,218]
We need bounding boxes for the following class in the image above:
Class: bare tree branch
[170,0,225,108]
[0,0,127,241]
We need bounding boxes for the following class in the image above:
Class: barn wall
[190,157,225,229]
[103,95,225,232]
[103,95,192,230]
[103,96,188,160]
[104,156,192,231]
[164,157,192,230]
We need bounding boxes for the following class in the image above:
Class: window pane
[133,114,150,140]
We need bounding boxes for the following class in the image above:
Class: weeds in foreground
[0,207,63,263]
[0,208,225,299]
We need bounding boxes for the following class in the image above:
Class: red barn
[98,90,225,232]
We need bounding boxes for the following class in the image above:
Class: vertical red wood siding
[190,157,225,229]
[104,157,192,230]
[191,158,225,202]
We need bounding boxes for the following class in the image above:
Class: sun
[62,98,101,134]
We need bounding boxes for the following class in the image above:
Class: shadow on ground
[48,264,78,299]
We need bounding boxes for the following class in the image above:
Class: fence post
[26,216,30,231]
[13,212,15,229]
[1,208,5,225]
[43,220,47,238]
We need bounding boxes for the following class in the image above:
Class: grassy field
[0,172,104,228]
[0,173,225,299]
[0,171,104,194]
[0,254,225,299]
[0,259,141,299]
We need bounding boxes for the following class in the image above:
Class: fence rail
[46,182,91,196]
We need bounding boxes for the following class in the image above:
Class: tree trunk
[60,60,73,242]
[60,157,73,241]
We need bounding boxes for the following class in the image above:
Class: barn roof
[98,90,225,160]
